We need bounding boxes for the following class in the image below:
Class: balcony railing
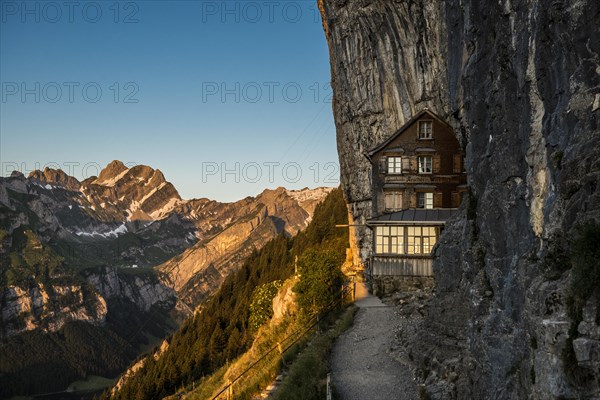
[369,255,433,277]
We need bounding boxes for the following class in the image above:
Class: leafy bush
[249,280,283,331]
[272,305,357,400]
[293,249,345,321]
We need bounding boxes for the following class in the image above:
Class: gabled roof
[366,208,458,225]
[366,109,453,160]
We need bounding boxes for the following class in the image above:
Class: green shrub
[293,249,345,321]
[249,280,283,331]
[272,305,357,400]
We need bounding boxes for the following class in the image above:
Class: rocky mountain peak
[78,162,183,222]
[285,187,335,216]
[9,171,25,179]
[95,160,129,186]
[128,164,156,179]
[28,168,80,191]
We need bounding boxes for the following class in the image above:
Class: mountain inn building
[365,109,467,279]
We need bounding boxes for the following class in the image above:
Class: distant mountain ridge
[0,160,333,397]
[161,186,335,305]
[1,160,333,331]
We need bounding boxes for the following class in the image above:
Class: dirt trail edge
[330,283,422,400]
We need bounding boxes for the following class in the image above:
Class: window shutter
[397,193,403,210]
[451,192,460,208]
[434,192,443,208]
[410,156,418,173]
[378,190,385,214]
[410,192,417,208]
[453,154,462,173]
[433,154,441,173]
[402,157,410,174]
[384,192,403,211]
[379,157,387,175]
[385,192,392,211]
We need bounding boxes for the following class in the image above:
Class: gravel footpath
[330,284,419,400]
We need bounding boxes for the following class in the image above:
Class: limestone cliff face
[84,267,175,313]
[320,0,600,398]
[0,267,174,339]
[1,283,107,338]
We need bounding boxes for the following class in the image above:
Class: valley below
[0,161,333,398]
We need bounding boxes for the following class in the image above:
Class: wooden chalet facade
[365,109,467,277]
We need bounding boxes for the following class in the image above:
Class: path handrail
[208,284,354,400]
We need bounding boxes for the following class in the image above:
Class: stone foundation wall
[372,276,434,297]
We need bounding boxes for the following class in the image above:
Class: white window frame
[375,226,404,255]
[387,156,402,174]
[376,225,438,255]
[406,226,438,255]
[418,121,433,139]
[417,192,434,209]
[418,156,432,174]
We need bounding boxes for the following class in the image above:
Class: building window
[417,192,434,209]
[406,226,437,255]
[418,156,432,174]
[385,192,402,211]
[375,225,437,255]
[418,121,433,139]
[375,226,404,254]
[387,156,402,174]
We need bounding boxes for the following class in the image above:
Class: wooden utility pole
[294,255,298,275]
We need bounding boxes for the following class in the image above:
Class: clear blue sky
[0,0,338,202]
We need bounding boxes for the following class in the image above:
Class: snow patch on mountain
[149,197,181,220]
[75,224,128,238]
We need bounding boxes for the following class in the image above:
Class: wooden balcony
[383,174,465,185]
[369,255,433,277]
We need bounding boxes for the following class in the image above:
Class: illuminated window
[375,226,437,255]
[387,157,402,174]
[406,226,437,255]
[418,121,433,139]
[418,156,432,174]
[375,226,404,254]
[417,192,434,209]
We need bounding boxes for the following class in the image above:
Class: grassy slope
[109,188,348,400]
[272,305,358,400]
